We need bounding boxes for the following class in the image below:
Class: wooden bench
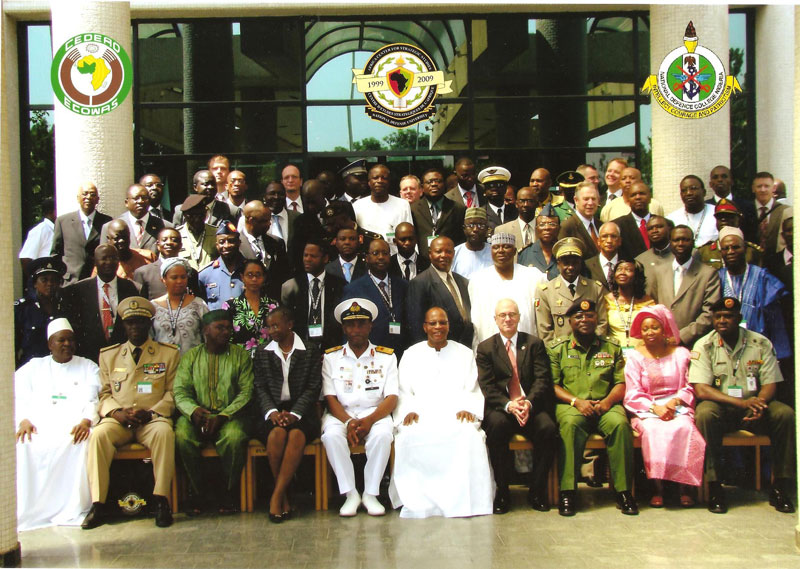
[172,445,248,512]
[245,439,326,512]
[114,443,179,514]
[697,430,771,502]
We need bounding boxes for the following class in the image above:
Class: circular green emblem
[50,33,132,116]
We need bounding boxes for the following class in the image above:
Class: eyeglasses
[536,221,558,228]
[425,320,449,326]
[495,312,519,320]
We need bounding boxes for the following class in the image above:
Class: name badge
[51,394,67,404]
[386,232,395,240]
[389,321,401,335]
[427,235,438,247]
[114,368,127,372]
[308,324,323,337]
[727,385,743,398]
[143,362,166,375]
[344,379,354,393]
[621,346,634,359]
[137,382,153,394]
[365,386,379,391]
[746,375,758,392]
[207,282,218,289]
[740,319,747,329]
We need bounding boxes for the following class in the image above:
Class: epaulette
[538,282,548,290]
[547,336,569,349]
[100,343,121,353]
[746,241,764,253]
[375,346,394,355]
[198,262,214,273]
[158,342,180,350]
[325,345,343,354]
[579,278,588,285]
[594,280,603,288]
[603,336,620,347]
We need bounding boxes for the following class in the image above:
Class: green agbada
[174,343,254,418]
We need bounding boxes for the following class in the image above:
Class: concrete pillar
[756,5,795,198]
[0,0,21,564]
[51,1,133,218]
[649,5,730,214]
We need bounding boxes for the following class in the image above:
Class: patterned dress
[224,293,280,356]
[151,297,209,354]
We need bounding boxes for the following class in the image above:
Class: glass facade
[17,11,757,228]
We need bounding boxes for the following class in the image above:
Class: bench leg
[246,453,255,513]
[755,444,762,491]
[171,475,179,514]
[240,467,247,512]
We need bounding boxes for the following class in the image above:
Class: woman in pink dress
[623,305,706,508]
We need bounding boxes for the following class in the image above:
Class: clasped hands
[191,407,228,439]
[16,418,93,444]
[112,407,153,429]
[741,396,768,422]
[401,410,477,427]
[508,397,531,426]
[573,397,612,418]
[268,410,299,428]
[346,416,375,446]
[652,398,682,421]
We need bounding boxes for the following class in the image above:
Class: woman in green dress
[224,259,280,356]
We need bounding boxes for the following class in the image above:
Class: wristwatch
[569,397,577,407]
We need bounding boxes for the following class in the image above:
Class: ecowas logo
[51,33,132,116]
[641,21,741,119]
[353,43,452,128]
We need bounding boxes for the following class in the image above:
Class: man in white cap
[15,318,100,531]
[468,232,547,348]
[321,298,398,517]
[477,166,517,229]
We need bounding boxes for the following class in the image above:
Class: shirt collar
[784,248,792,264]
[265,332,305,356]
[79,210,95,224]
[432,265,453,281]
[672,257,692,271]
[560,275,579,288]
[339,256,357,267]
[307,271,326,284]
[129,211,150,226]
[369,271,389,287]
[342,341,375,360]
[757,197,775,211]
[398,251,417,263]
[631,211,650,224]
[599,253,618,266]
[98,275,118,289]
[501,332,519,347]
[458,184,477,196]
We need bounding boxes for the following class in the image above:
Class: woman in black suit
[253,306,322,522]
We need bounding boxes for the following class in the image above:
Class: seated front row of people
[14,293,795,529]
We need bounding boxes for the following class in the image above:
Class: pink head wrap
[630,304,681,340]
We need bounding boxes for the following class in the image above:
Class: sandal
[680,494,695,508]
[649,495,664,508]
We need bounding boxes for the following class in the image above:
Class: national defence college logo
[641,22,741,119]
[352,43,452,128]
[51,33,132,116]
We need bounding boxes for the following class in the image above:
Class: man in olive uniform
[320,298,398,517]
[82,296,180,529]
[689,297,795,514]
[548,299,636,516]
[535,237,607,342]
[696,199,763,269]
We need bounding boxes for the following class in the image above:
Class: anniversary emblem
[51,32,132,116]
[641,22,741,119]
[352,43,452,128]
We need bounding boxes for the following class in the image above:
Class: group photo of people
[14,152,796,532]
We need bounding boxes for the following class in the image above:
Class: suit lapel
[71,213,88,245]
[674,261,698,301]
[495,335,513,378]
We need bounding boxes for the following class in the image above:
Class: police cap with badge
[117,296,156,320]
[553,237,584,259]
[555,170,584,197]
[29,256,67,280]
[339,159,368,179]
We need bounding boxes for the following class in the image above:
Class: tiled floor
[18,486,800,568]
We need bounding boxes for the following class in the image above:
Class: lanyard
[718,333,747,375]
[166,293,186,336]
[684,207,707,240]
[372,276,395,320]
[723,265,751,303]
[613,295,636,337]
[309,279,322,324]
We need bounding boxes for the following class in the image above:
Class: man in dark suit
[280,240,345,350]
[264,180,300,252]
[288,181,330,271]
[445,157,485,208]
[342,239,408,356]
[476,298,556,514]
[406,236,472,348]
[62,244,138,362]
[172,170,237,227]
[557,181,600,259]
[325,226,367,284]
[239,201,290,300]
[584,221,623,291]
[752,171,793,254]
[478,167,517,230]
[389,222,429,280]
[612,182,653,260]
[101,184,171,255]
[411,168,466,256]
[140,173,171,222]
[51,182,112,285]
[707,165,757,242]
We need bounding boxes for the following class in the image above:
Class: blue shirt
[198,257,244,310]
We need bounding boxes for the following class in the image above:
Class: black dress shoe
[268,512,284,524]
[707,485,727,514]
[493,494,510,515]
[154,496,173,527]
[81,502,105,530]
[558,491,576,517]
[527,491,550,512]
[616,491,639,515]
[770,488,795,513]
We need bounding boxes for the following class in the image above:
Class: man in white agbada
[468,232,547,348]
[15,318,100,531]
[389,307,493,518]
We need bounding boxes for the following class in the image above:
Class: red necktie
[291,202,298,211]
[465,191,474,208]
[102,283,113,341]
[589,222,599,248]
[639,218,650,248]
[505,339,522,400]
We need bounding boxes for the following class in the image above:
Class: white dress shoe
[339,490,361,517]
[362,493,386,516]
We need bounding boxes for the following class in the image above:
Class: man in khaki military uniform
[535,237,607,342]
[689,296,795,515]
[82,296,180,529]
[696,199,763,269]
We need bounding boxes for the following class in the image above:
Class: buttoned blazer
[405,266,473,348]
[445,185,486,207]
[252,339,322,420]
[483,203,518,230]
[52,210,113,285]
[239,233,291,299]
[325,256,368,282]
[280,273,345,349]
[557,214,599,258]
[476,331,553,414]
[584,255,613,291]
[388,253,430,279]
[342,273,408,354]
[649,258,721,346]
[410,196,466,256]
[63,276,139,362]
[612,213,649,260]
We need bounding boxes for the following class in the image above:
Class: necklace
[724,265,751,303]
[613,294,636,338]
[166,293,186,336]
